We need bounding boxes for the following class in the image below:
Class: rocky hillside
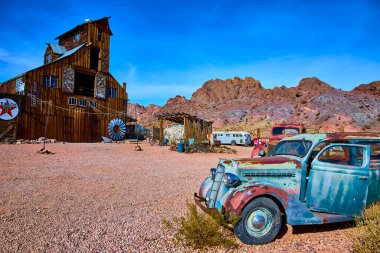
[131,77,380,133]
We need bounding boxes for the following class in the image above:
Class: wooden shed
[157,113,213,144]
[0,17,128,142]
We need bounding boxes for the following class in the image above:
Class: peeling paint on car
[196,133,380,227]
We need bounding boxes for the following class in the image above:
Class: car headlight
[223,173,240,187]
[210,168,216,180]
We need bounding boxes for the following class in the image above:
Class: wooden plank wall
[0,19,127,142]
[0,50,127,142]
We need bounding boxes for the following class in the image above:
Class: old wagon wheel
[108,118,126,141]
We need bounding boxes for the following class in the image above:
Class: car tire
[231,140,237,145]
[233,197,282,245]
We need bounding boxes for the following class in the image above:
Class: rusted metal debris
[168,143,236,154]
[37,148,54,154]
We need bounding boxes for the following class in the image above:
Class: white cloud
[0,48,41,69]
[0,48,42,81]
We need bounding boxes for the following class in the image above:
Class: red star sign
[0,100,17,117]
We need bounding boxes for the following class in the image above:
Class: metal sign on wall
[63,66,75,93]
[95,73,106,99]
[0,98,19,121]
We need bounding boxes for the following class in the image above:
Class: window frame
[68,97,77,106]
[97,30,102,41]
[46,53,52,64]
[88,100,97,108]
[318,144,366,168]
[43,75,58,88]
[73,31,81,42]
[78,99,87,107]
[106,87,117,98]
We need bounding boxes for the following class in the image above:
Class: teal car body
[195,133,380,244]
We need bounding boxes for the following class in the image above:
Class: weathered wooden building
[0,17,128,142]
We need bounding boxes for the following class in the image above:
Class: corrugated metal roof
[55,43,85,61]
[49,43,67,55]
[55,16,112,40]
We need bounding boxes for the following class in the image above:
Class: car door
[305,144,370,217]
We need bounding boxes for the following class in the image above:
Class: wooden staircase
[0,120,17,143]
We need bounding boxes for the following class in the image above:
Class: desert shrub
[352,202,380,253]
[362,125,371,131]
[162,203,237,250]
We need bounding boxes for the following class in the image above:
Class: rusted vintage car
[251,123,305,157]
[195,133,380,245]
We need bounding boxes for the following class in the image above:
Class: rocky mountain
[131,77,380,133]
[127,103,161,123]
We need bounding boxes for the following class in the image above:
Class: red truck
[251,123,305,157]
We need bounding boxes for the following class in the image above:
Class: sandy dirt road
[0,143,355,252]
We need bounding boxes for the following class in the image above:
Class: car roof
[283,132,380,142]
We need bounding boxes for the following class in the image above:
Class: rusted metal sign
[0,98,19,121]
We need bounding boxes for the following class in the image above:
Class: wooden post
[43,101,51,150]
[183,117,188,139]
[159,118,163,145]
[257,128,261,138]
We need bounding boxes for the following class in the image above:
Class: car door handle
[359,176,368,180]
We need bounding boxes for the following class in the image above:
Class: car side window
[319,146,364,167]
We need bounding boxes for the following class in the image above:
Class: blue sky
[1,0,379,106]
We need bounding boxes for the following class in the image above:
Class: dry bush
[162,203,237,250]
[352,202,380,253]
[362,125,371,131]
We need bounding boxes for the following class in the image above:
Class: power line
[27,93,127,116]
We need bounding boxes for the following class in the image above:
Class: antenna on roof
[84,18,91,23]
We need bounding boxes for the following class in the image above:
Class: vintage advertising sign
[15,78,25,93]
[63,66,75,93]
[95,73,106,99]
[0,98,19,121]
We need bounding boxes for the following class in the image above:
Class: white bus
[212,131,252,145]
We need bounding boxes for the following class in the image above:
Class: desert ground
[0,142,356,252]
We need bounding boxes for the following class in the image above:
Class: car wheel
[233,197,282,245]
[231,140,237,145]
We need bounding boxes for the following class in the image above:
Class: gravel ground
[0,143,355,252]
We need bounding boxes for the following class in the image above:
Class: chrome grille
[208,164,225,208]
[243,171,295,177]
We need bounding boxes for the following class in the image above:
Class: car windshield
[272,127,300,136]
[271,140,312,157]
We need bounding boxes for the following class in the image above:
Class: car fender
[223,183,316,225]
[198,176,213,199]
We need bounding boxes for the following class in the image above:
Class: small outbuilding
[157,112,213,144]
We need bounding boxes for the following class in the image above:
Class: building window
[106,87,117,98]
[78,99,87,107]
[90,47,100,71]
[88,100,97,108]
[43,75,58,88]
[98,30,102,41]
[16,78,25,95]
[51,76,58,88]
[45,53,52,64]
[73,31,81,42]
[68,97,77,106]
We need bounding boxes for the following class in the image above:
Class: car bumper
[194,193,217,214]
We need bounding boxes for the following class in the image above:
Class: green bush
[352,202,380,253]
[162,203,237,250]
